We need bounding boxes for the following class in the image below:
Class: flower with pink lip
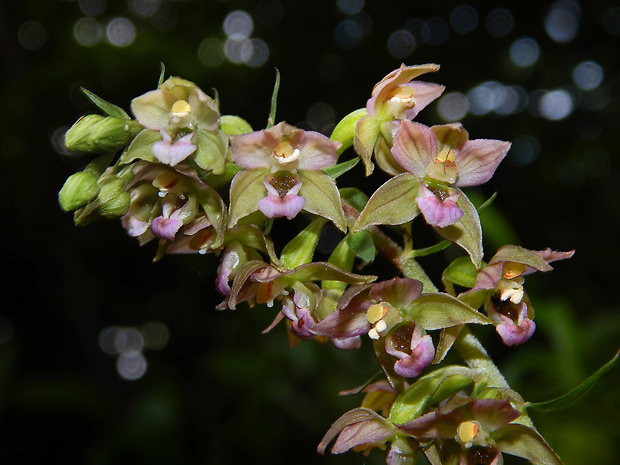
[391,120,511,228]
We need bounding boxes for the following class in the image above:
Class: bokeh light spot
[306,102,336,132]
[544,0,580,43]
[223,10,254,39]
[117,352,148,380]
[246,39,270,67]
[129,0,161,18]
[437,92,469,122]
[141,321,170,351]
[602,7,620,35]
[105,17,135,47]
[79,0,106,16]
[510,37,540,67]
[198,38,225,67]
[387,30,415,58]
[572,61,604,90]
[337,0,365,15]
[450,5,478,34]
[539,89,574,120]
[73,17,103,46]
[510,135,540,166]
[485,8,514,37]
[424,17,450,44]
[334,19,364,48]
[19,20,47,50]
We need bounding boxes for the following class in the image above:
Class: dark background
[1,0,619,463]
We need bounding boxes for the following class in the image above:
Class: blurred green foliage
[1,0,618,463]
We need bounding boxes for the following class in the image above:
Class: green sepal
[58,170,100,212]
[353,173,420,232]
[267,68,281,128]
[403,292,492,331]
[81,87,131,120]
[280,217,327,270]
[346,230,377,265]
[434,189,483,268]
[323,237,355,291]
[201,162,242,190]
[220,115,253,136]
[353,114,380,176]
[227,168,268,228]
[492,424,563,465]
[330,107,367,156]
[388,366,477,424]
[284,261,376,285]
[525,348,619,412]
[298,169,347,233]
[322,157,359,179]
[194,128,227,175]
[442,256,481,289]
[489,244,554,271]
[196,187,228,250]
[117,129,159,165]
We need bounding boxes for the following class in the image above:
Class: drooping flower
[391,120,511,228]
[398,393,562,465]
[228,122,346,229]
[462,245,575,345]
[354,64,445,175]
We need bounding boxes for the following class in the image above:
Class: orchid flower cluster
[59,63,583,465]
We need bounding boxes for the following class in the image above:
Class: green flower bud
[97,178,130,217]
[58,170,100,212]
[65,114,142,153]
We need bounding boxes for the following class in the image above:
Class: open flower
[354,64,445,175]
[130,77,226,171]
[228,122,346,229]
[462,245,575,345]
[398,393,562,465]
[391,120,511,228]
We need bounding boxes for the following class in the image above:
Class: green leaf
[323,238,355,291]
[339,187,369,213]
[434,189,483,268]
[353,173,420,232]
[330,107,367,156]
[81,87,131,120]
[526,348,619,412]
[404,293,492,331]
[194,128,227,175]
[220,115,253,136]
[228,168,268,228]
[322,157,359,179]
[493,424,563,465]
[442,256,480,289]
[117,129,159,165]
[286,261,376,285]
[388,367,477,424]
[346,230,377,265]
[280,217,327,270]
[298,169,347,232]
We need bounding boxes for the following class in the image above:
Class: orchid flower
[390,120,511,228]
[228,122,345,229]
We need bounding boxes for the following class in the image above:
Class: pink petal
[151,216,183,240]
[496,318,535,346]
[455,139,511,187]
[152,132,197,166]
[416,184,463,228]
[391,121,437,177]
[257,194,306,219]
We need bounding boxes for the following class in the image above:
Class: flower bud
[58,170,100,211]
[97,178,130,217]
[65,114,142,153]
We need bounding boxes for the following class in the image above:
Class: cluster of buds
[59,63,581,465]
